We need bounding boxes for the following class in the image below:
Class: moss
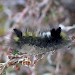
[0,26,5,36]
[0,4,3,11]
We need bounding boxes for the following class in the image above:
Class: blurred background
[0,0,75,75]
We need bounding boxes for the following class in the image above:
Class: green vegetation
[0,4,3,11]
[12,49,18,55]
[0,26,5,36]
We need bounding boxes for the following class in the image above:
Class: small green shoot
[12,49,18,55]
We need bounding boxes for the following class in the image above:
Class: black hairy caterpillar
[13,27,67,48]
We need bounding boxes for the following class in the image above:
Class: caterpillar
[13,27,67,48]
